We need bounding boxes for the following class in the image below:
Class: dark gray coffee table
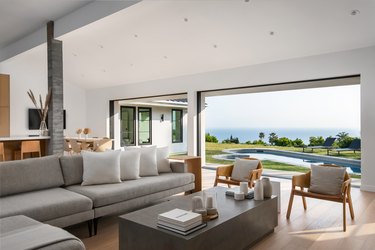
[119,186,277,250]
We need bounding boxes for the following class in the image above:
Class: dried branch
[27,89,42,119]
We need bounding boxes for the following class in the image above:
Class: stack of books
[157,208,206,235]
[225,187,255,199]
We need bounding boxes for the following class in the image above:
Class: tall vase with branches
[27,89,52,136]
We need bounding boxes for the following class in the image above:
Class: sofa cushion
[0,188,93,222]
[81,150,121,186]
[0,155,64,197]
[59,155,84,186]
[66,173,194,208]
[138,146,158,176]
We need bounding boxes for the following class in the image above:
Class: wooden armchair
[286,164,354,231]
[213,157,263,188]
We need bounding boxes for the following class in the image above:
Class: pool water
[214,150,361,174]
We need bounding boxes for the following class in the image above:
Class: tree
[205,133,218,143]
[293,138,305,147]
[268,132,278,146]
[222,135,240,144]
[275,137,293,147]
[309,136,325,146]
[259,132,265,141]
[336,132,349,141]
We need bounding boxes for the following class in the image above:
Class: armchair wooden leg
[286,190,294,219]
[214,178,218,187]
[343,197,347,232]
[301,187,307,210]
[348,193,355,220]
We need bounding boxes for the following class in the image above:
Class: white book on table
[158,209,202,227]
[157,223,207,236]
[157,220,203,232]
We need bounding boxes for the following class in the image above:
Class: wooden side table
[168,155,202,193]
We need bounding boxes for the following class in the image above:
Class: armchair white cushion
[231,159,259,182]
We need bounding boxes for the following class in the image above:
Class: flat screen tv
[28,109,66,130]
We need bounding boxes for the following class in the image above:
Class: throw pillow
[157,146,171,173]
[126,146,159,176]
[309,164,346,195]
[81,150,121,186]
[120,150,141,180]
[231,158,259,182]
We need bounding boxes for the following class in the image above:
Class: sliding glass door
[138,107,152,145]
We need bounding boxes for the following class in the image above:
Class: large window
[120,106,135,146]
[138,107,152,145]
[172,109,183,143]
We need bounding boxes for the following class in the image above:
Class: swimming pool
[213,148,361,174]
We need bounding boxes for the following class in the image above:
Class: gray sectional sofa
[0,154,195,237]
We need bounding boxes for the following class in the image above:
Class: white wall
[86,46,375,192]
[0,44,87,136]
[114,104,188,154]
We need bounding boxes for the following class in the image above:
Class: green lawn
[205,142,361,179]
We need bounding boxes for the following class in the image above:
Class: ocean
[206,128,360,144]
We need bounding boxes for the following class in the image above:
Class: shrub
[252,139,266,145]
[275,137,293,147]
[205,133,218,143]
[337,136,358,148]
[222,135,239,144]
[292,138,305,147]
[309,136,325,146]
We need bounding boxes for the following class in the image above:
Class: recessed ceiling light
[130,63,134,67]
[72,53,77,57]
[99,45,104,49]
[213,44,218,48]
[184,18,188,22]
[244,0,250,2]
[164,56,168,59]
[350,9,360,16]
[102,69,106,73]
[134,34,138,38]
[269,31,275,36]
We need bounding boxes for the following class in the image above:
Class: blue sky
[205,85,360,130]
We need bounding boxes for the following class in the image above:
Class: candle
[206,196,213,209]
[240,182,249,194]
[192,196,204,212]
[234,192,245,200]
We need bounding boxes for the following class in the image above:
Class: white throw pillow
[157,147,171,173]
[126,146,158,176]
[120,150,141,180]
[309,164,346,195]
[81,150,121,186]
[231,158,259,182]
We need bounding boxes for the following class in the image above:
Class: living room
[1,1,375,250]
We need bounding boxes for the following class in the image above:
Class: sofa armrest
[170,161,186,173]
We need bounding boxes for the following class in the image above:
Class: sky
[205,85,360,130]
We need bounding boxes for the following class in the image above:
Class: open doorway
[112,94,188,154]
[200,76,361,182]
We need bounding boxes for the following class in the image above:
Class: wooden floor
[66,169,375,250]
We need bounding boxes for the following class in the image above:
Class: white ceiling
[0,0,93,48]
[3,0,375,89]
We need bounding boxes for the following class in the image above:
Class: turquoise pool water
[213,149,361,174]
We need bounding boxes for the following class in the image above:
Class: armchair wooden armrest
[341,178,351,194]
[247,168,263,187]
[216,164,234,177]
[292,172,310,189]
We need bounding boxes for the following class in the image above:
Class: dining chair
[94,138,113,152]
[0,142,5,161]
[64,139,72,155]
[69,139,82,154]
[20,140,41,160]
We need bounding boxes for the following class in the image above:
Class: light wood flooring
[66,169,375,250]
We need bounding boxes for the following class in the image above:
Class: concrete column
[47,22,64,155]
[187,91,197,156]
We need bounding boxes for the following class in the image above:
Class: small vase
[262,177,273,198]
[39,120,48,136]
[254,179,264,201]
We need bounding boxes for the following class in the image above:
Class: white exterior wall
[0,44,87,137]
[115,104,187,154]
[86,46,375,192]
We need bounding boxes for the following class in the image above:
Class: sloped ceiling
[3,0,375,89]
